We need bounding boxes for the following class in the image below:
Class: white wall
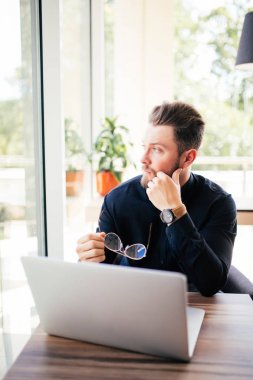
[114,0,174,148]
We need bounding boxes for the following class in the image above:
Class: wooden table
[4,293,253,379]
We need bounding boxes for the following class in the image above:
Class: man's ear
[180,149,197,169]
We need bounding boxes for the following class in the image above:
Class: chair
[222,265,253,300]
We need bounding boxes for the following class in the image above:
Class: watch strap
[171,203,187,219]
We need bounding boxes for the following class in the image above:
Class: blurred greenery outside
[65,118,87,172]
[0,0,36,231]
[174,0,253,171]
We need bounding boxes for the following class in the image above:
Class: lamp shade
[236,11,253,70]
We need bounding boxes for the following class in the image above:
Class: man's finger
[77,232,105,244]
[79,249,105,260]
[172,168,183,185]
[156,171,167,180]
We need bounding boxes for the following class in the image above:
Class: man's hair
[149,101,205,155]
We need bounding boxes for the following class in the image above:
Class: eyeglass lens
[104,232,121,251]
[104,233,146,260]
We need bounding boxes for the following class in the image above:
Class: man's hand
[76,232,106,263]
[146,169,182,211]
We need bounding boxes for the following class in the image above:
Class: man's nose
[141,149,151,164]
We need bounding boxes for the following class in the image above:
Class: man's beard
[140,166,156,188]
[140,160,180,189]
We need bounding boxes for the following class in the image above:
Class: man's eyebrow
[150,142,168,148]
[141,141,169,149]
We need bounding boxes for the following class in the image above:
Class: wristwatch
[160,208,176,224]
[160,204,187,225]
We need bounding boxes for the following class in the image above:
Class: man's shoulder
[189,173,237,223]
[193,173,229,195]
[192,173,236,208]
[193,173,229,196]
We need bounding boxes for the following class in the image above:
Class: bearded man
[76,101,237,296]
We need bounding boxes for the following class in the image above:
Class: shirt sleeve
[166,195,237,296]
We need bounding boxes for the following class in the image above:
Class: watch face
[161,209,175,224]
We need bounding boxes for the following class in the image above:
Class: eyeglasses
[98,209,152,261]
[104,232,147,260]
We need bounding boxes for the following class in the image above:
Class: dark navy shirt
[98,173,237,296]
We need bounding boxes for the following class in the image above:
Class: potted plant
[90,117,135,196]
[65,118,87,196]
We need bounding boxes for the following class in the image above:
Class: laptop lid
[21,256,204,361]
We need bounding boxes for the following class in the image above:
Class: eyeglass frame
[104,232,147,260]
[98,209,152,261]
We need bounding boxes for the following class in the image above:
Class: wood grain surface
[4,293,253,380]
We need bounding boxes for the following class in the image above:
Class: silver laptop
[21,256,205,361]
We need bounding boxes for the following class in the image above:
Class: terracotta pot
[96,171,121,196]
[66,170,84,196]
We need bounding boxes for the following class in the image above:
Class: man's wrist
[171,203,187,219]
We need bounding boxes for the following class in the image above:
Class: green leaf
[91,116,135,175]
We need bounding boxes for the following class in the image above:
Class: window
[102,0,253,280]
[174,0,253,211]
[174,0,253,280]
[0,0,44,375]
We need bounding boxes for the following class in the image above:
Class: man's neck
[179,167,191,187]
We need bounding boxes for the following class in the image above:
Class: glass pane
[174,0,253,210]
[173,0,253,280]
[0,0,43,376]
[101,0,253,283]
[105,0,115,117]
[103,0,253,211]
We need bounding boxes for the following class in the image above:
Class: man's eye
[152,147,162,153]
